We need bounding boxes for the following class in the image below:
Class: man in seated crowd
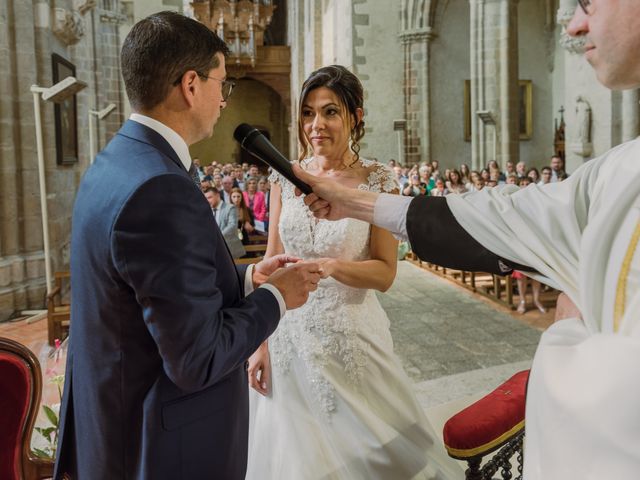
[196,162,270,237]
[204,187,246,259]
[539,166,552,185]
[550,154,567,182]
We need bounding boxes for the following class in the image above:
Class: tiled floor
[0,314,52,357]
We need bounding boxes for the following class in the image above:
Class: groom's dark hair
[121,11,230,111]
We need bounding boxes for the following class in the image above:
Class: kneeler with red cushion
[443,370,529,480]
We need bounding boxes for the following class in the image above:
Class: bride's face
[301,87,352,159]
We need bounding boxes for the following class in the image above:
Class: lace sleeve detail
[363,161,399,193]
[268,168,281,185]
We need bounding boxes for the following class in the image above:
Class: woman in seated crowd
[459,163,471,185]
[445,169,467,194]
[526,167,540,184]
[243,177,267,233]
[231,186,255,245]
[419,164,436,193]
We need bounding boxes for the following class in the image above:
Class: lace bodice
[268,158,398,417]
[269,157,397,260]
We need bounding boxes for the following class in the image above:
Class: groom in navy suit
[54,11,321,480]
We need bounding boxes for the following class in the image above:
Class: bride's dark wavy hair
[297,65,365,166]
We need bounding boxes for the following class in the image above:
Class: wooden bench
[409,258,528,310]
[47,271,70,346]
[248,234,269,243]
[234,237,269,266]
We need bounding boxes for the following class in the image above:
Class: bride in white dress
[246,65,459,480]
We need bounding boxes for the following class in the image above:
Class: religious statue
[575,96,592,144]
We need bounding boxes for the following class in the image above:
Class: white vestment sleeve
[445,157,603,306]
[373,193,413,241]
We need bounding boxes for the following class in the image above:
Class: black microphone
[233,123,312,195]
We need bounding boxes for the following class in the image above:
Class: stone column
[288,0,305,158]
[621,89,640,142]
[418,31,434,164]
[469,0,519,170]
[399,29,434,166]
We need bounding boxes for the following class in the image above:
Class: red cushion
[443,370,529,459]
[0,352,32,480]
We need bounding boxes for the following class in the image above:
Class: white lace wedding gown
[247,160,460,480]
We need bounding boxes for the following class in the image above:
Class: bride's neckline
[302,157,373,190]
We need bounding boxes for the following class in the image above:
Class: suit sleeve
[406,196,534,275]
[111,173,279,392]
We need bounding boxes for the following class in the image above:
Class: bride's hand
[315,258,337,279]
[248,342,271,396]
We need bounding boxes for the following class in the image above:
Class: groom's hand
[267,261,322,309]
[292,164,349,221]
[253,254,301,288]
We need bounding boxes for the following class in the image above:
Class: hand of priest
[292,164,351,221]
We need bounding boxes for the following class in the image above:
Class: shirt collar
[129,113,192,172]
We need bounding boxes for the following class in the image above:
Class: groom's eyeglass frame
[172,72,235,102]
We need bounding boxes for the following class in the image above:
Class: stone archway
[190,75,290,166]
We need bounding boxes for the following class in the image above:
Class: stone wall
[0,1,123,321]
[287,0,353,159]
[430,0,471,168]
[352,0,404,164]
[518,0,554,169]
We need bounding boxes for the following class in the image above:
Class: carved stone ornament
[557,6,586,54]
[52,8,85,45]
[399,28,435,45]
[74,0,97,15]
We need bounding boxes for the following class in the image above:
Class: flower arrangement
[32,339,65,460]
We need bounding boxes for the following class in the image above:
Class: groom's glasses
[198,73,235,102]
[577,0,592,14]
[172,72,235,102]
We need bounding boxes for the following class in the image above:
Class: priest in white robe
[292,2,640,478]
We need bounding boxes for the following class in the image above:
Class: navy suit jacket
[54,120,280,480]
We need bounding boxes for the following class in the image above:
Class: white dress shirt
[129,114,285,317]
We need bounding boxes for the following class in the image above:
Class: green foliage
[32,374,64,461]
[42,405,59,427]
[32,447,53,459]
